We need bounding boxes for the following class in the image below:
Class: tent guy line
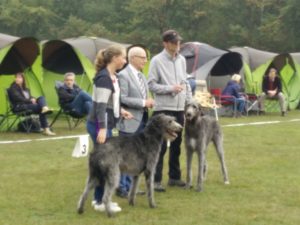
[1,119,300,145]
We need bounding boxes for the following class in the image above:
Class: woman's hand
[31,98,37,104]
[121,108,133,120]
[96,128,107,144]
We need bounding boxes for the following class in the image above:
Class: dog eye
[193,105,197,109]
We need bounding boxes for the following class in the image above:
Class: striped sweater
[87,68,118,129]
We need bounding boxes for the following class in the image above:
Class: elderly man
[148,30,192,192]
[57,72,92,116]
[116,46,154,197]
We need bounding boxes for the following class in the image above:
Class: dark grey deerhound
[184,100,229,192]
[77,114,182,217]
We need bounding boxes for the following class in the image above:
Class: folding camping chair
[246,93,259,115]
[194,80,219,120]
[50,81,85,130]
[210,88,238,117]
[2,88,37,132]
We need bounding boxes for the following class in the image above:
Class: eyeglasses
[134,55,148,60]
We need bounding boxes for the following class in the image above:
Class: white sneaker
[91,200,119,207]
[93,203,122,213]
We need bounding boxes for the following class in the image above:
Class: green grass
[1,111,300,225]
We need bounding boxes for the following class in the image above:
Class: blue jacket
[222,80,242,98]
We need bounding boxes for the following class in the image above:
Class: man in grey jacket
[117,46,154,197]
[148,30,192,192]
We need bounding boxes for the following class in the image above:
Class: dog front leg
[128,175,139,206]
[185,147,193,189]
[196,144,206,192]
[144,170,156,208]
[77,175,96,214]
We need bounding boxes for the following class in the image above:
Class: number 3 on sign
[82,144,87,154]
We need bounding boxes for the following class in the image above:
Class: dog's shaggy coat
[77,114,182,217]
[184,101,229,192]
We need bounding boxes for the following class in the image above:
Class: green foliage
[0,0,300,52]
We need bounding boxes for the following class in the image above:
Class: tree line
[0,0,299,54]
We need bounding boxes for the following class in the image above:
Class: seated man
[57,72,92,116]
[258,67,286,116]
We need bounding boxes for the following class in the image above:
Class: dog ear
[197,103,206,116]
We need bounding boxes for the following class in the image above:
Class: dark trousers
[86,120,112,203]
[152,111,184,183]
[118,112,148,193]
[23,96,48,128]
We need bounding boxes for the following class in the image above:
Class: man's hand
[173,84,184,94]
[145,98,155,108]
[121,108,133,120]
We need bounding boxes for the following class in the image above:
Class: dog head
[149,114,182,141]
[185,100,203,121]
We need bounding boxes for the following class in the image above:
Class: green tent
[0,37,42,116]
[251,52,300,111]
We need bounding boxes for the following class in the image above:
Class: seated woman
[222,74,246,116]
[8,72,55,135]
[57,72,92,116]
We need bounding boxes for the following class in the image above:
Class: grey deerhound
[77,114,182,217]
[184,100,229,192]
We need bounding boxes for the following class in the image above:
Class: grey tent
[0,33,18,49]
[180,42,243,89]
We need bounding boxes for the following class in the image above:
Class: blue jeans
[70,91,92,115]
[118,112,148,193]
[232,97,246,113]
[86,120,112,203]
[187,78,196,95]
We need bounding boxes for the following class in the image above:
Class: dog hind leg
[77,175,96,214]
[103,167,120,217]
[213,134,230,184]
[128,175,139,206]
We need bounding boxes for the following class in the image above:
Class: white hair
[128,46,146,62]
[64,72,75,80]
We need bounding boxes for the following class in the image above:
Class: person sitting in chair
[258,67,286,116]
[57,72,92,116]
[8,72,55,135]
[222,74,246,117]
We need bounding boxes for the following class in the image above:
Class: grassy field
[0,111,300,225]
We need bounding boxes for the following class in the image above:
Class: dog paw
[195,187,203,192]
[150,203,157,208]
[224,181,230,185]
[184,184,193,189]
[77,208,84,214]
[129,201,135,206]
